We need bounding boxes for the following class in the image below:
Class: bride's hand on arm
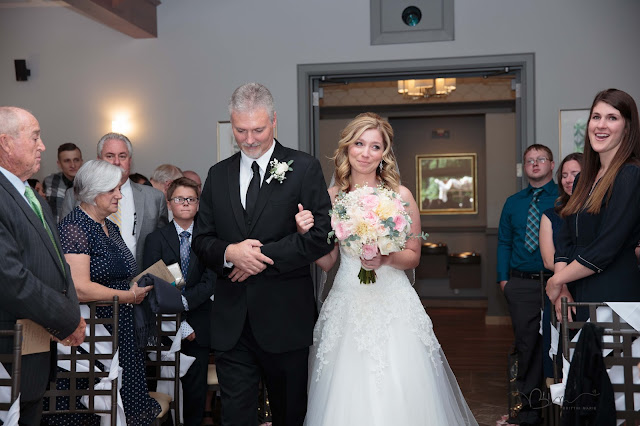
[312,187,340,272]
[295,203,314,234]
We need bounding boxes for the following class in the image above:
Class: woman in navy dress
[547,89,640,320]
[538,152,582,377]
[43,160,160,426]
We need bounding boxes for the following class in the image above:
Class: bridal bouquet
[328,185,420,284]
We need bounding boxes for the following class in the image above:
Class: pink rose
[363,210,379,223]
[334,221,351,240]
[361,194,379,211]
[361,244,378,260]
[393,214,408,231]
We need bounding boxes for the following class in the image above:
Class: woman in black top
[547,89,640,320]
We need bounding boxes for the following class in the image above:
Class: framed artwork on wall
[416,153,478,215]
[217,121,240,162]
[559,109,589,160]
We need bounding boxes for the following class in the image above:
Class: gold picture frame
[416,153,478,215]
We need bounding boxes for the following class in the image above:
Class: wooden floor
[427,306,514,426]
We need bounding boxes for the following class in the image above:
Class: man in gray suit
[0,107,86,424]
[61,133,168,271]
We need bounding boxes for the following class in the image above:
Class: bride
[296,113,478,425]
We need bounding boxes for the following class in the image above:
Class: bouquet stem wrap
[358,267,376,284]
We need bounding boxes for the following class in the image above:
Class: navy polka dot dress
[43,207,161,426]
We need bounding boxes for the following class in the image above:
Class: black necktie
[246,161,260,218]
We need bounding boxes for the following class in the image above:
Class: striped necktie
[179,231,191,281]
[24,186,65,274]
[109,201,122,230]
[524,188,544,253]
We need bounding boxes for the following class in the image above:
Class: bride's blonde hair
[332,113,401,192]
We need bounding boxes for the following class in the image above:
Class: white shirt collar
[173,220,194,236]
[240,139,276,176]
[0,166,28,202]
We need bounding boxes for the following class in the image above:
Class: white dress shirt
[117,179,137,257]
[224,141,276,267]
[238,141,275,209]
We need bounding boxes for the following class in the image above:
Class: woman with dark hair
[539,152,584,271]
[546,89,640,320]
[538,152,582,377]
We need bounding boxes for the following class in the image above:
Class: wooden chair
[146,312,181,426]
[42,297,120,425]
[203,361,221,424]
[560,297,640,424]
[0,323,23,412]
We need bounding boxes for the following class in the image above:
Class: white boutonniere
[265,158,294,184]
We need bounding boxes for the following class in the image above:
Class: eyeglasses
[524,157,549,166]
[170,197,199,205]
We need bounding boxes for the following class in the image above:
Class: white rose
[378,236,400,255]
[275,162,289,174]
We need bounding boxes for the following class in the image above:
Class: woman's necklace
[79,206,107,229]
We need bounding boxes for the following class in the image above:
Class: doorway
[298,53,534,317]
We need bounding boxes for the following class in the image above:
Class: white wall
[1,0,639,181]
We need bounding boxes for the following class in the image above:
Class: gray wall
[1,0,639,181]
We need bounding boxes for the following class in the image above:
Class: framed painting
[559,109,589,160]
[217,121,240,162]
[416,153,477,215]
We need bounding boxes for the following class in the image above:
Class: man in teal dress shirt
[497,144,557,425]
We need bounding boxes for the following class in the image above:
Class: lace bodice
[312,249,442,385]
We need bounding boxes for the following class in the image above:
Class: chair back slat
[0,323,23,411]
[41,297,120,424]
[560,297,640,424]
[146,312,181,425]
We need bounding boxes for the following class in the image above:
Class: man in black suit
[0,107,85,424]
[193,83,333,426]
[143,177,215,426]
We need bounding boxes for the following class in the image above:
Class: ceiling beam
[62,0,160,38]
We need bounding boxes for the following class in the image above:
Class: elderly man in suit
[61,133,168,272]
[193,83,333,426]
[143,176,215,426]
[0,107,85,425]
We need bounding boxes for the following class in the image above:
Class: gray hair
[150,164,183,184]
[74,159,123,205]
[228,83,275,121]
[0,107,29,138]
[97,133,133,159]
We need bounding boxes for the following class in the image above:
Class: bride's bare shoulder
[397,185,415,200]
[328,186,340,202]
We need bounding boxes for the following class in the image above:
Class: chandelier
[397,78,456,98]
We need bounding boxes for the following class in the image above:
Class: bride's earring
[379,161,383,172]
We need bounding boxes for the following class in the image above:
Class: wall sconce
[111,114,132,135]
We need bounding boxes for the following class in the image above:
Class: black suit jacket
[143,221,215,347]
[0,172,81,400]
[193,141,333,354]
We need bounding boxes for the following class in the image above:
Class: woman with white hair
[43,160,160,425]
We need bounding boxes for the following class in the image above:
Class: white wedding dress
[305,249,478,426]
